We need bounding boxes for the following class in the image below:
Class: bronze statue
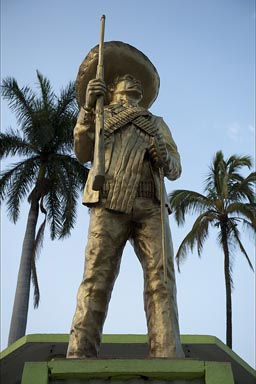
[67,38,184,359]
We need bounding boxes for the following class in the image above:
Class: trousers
[67,197,184,358]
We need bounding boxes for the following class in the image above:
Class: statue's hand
[149,133,168,167]
[85,79,106,110]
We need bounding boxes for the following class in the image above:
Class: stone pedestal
[1,334,255,384]
[22,359,234,384]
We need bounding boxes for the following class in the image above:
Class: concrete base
[22,359,234,384]
[1,334,255,384]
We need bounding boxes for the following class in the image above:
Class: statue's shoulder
[150,114,173,137]
[150,114,164,125]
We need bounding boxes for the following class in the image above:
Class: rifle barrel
[92,15,106,191]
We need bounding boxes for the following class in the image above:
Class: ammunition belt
[101,180,155,199]
[104,106,157,138]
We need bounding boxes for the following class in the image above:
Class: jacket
[74,104,181,213]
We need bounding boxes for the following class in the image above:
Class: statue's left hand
[149,133,169,167]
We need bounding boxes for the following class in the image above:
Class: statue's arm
[161,118,182,180]
[73,107,95,164]
[150,117,182,180]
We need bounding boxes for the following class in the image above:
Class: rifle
[92,15,106,191]
[159,167,168,284]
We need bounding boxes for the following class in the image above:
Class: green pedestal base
[22,359,234,384]
[1,334,255,384]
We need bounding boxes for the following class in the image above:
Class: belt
[101,180,155,198]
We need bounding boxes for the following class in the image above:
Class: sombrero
[76,41,160,109]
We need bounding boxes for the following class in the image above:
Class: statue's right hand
[85,79,106,110]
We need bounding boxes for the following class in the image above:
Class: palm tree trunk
[8,198,39,346]
[220,222,232,349]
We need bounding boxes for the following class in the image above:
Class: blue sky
[1,0,255,368]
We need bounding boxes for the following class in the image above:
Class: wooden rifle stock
[92,15,106,191]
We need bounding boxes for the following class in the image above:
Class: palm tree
[0,71,87,346]
[169,150,255,349]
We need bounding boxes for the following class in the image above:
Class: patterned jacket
[74,104,181,213]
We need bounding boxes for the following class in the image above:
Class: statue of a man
[67,41,184,359]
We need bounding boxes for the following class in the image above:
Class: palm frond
[56,81,77,117]
[176,232,195,271]
[195,213,215,256]
[45,154,86,238]
[0,158,40,222]
[226,202,256,227]
[229,172,256,204]
[0,129,37,159]
[169,189,212,225]
[36,70,56,110]
[56,154,88,186]
[44,179,63,239]
[31,261,40,309]
[31,211,47,308]
[229,220,254,271]
[227,154,252,174]
[175,211,216,269]
[59,188,78,238]
[51,81,78,151]
[205,150,226,197]
[1,77,36,130]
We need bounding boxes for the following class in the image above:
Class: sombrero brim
[76,41,160,109]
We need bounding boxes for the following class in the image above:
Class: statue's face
[113,74,143,102]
